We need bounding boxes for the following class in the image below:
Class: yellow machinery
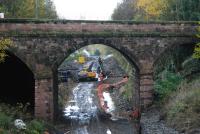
[87,72,96,78]
[78,56,85,64]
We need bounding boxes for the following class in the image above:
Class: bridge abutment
[139,60,154,108]
[35,78,54,120]
[140,74,154,108]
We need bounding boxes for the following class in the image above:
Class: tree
[44,0,58,19]
[162,0,200,21]
[112,0,136,20]
[111,0,200,21]
[136,0,168,20]
[0,0,58,19]
[112,0,167,21]
[0,38,12,63]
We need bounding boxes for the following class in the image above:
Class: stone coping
[0,18,199,25]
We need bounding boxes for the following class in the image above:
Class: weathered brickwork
[35,79,53,120]
[0,19,198,120]
[140,74,154,107]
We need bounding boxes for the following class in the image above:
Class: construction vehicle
[78,56,86,64]
[97,75,129,111]
[77,61,98,81]
[77,57,104,82]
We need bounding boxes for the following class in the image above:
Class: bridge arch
[52,40,141,121]
[0,50,35,112]
[153,42,196,73]
[53,38,141,70]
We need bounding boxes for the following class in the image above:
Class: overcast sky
[52,0,122,20]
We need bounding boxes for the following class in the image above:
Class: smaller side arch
[153,42,196,73]
[0,50,35,112]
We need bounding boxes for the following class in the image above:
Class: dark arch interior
[0,51,34,112]
[153,43,195,72]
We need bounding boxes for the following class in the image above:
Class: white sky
[52,0,122,20]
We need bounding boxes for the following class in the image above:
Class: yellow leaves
[198,23,200,38]
[0,38,13,63]
[193,39,200,59]
[193,23,200,59]
[136,0,168,19]
[193,43,200,59]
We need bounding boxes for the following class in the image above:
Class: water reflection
[63,82,135,134]
[64,83,97,125]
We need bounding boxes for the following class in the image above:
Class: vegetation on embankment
[0,103,57,134]
[163,78,200,133]
[154,58,200,133]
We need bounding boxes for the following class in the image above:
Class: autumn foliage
[193,24,200,59]
[0,38,12,63]
[112,0,200,21]
[136,0,168,20]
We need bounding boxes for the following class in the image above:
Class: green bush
[0,103,32,120]
[0,129,10,134]
[154,70,182,101]
[0,113,12,129]
[26,119,45,134]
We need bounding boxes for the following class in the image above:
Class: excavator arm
[97,75,129,111]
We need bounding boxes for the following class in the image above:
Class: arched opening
[154,43,195,75]
[54,44,140,133]
[153,43,196,102]
[0,51,35,113]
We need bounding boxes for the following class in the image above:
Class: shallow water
[62,82,135,134]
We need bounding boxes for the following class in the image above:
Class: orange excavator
[97,74,128,110]
[97,73,140,120]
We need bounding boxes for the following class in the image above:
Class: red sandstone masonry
[0,22,198,34]
[35,79,53,120]
[140,78,153,85]
[140,66,154,108]
[140,92,153,98]
[140,86,153,92]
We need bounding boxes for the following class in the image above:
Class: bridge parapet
[0,19,198,37]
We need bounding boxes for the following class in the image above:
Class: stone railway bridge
[0,19,198,120]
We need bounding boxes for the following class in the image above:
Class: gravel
[141,107,181,134]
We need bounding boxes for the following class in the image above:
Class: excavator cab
[77,61,98,82]
[77,56,106,82]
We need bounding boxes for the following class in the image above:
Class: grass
[162,78,200,133]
